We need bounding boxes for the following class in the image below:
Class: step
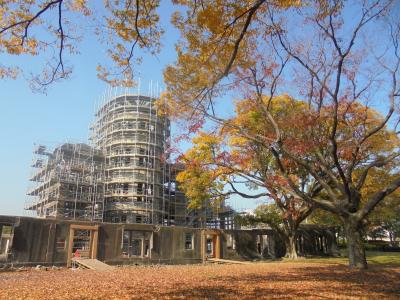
[72,258,114,271]
[206,258,251,265]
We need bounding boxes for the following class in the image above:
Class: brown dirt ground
[0,262,399,299]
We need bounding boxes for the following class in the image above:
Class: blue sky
[0,2,175,215]
[0,1,259,216]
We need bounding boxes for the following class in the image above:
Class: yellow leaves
[100,0,163,86]
[176,165,218,209]
[67,0,91,16]
[164,2,263,115]
[277,0,304,8]
[176,132,227,208]
[180,132,221,165]
[229,136,248,147]
[155,92,169,116]
[26,38,38,55]
[356,169,400,201]
[0,66,18,79]
[164,0,306,123]
[0,34,37,56]
[175,170,187,183]
[192,132,220,147]
[193,1,227,35]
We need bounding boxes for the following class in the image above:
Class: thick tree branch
[358,176,400,220]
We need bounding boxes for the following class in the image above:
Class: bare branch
[0,0,63,37]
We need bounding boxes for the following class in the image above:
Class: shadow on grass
[366,251,400,267]
[159,264,400,299]
[282,251,400,268]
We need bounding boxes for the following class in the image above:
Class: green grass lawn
[281,251,400,266]
[365,251,400,266]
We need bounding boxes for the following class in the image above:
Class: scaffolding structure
[26,143,104,221]
[25,84,231,227]
[164,163,193,226]
[91,90,169,224]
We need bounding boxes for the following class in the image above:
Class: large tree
[162,1,400,269]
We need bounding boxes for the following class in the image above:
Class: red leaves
[267,175,289,187]
[188,119,205,134]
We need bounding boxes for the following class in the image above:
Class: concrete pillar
[215,234,221,259]
[267,234,277,259]
[45,223,56,263]
[201,230,206,263]
[67,228,75,268]
[91,229,99,259]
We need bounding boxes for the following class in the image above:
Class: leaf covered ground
[0,260,399,299]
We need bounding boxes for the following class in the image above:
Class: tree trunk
[285,235,298,259]
[343,220,367,269]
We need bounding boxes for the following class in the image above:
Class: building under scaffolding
[26,143,104,221]
[26,89,235,227]
[91,94,170,224]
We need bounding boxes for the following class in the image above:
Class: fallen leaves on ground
[0,262,399,299]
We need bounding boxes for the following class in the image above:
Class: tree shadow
[158,264,400,299]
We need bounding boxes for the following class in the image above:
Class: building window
[0,226,13,255]
[184,232,193,250]
[131,239,142,256]
[121,230,152,258]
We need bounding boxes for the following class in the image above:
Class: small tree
[176,98,318,259]
[239,202,312,259]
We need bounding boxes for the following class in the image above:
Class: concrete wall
[0,215,338,267]
[98,224,203,265]
[1,217,73,266]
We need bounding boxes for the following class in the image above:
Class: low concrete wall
[0,215,338,267]
[1,217,82,266]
